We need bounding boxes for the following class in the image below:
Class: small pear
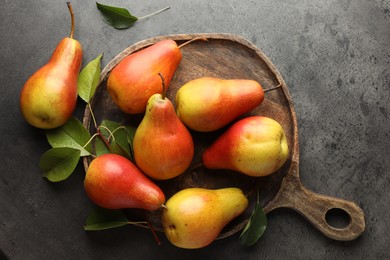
[107,39,182,114]
[202,116,289,177]
[175,77,264,132]
[84,153,165,210]
[133,74,194,180]
[20,3,82,129]
[162,187,248,249]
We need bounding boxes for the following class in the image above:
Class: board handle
[264,161,365,241]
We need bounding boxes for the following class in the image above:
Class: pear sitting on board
[162,187,248,249]
[133,74,194,180]
[107,39,182,114]
[84,153,165,211]
[203,116,289,177]
[175,77,264,132]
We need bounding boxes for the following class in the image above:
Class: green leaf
[78,54,103,103]
[99,120,132,160]
[125,125,136,160]
[84,206,130,231]
[39,147,81,182]
[109,140,131,158]
[239,204,267,246]
[95,135,110,156]
[96,2,138,29]
[46,117,92,156]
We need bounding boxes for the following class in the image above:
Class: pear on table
[84,153,165,210]
[203,116,289,177]
[107,39,182,114]
[20,2,82,129]
[162,187,248,249]
[133,73,194,180]
[175,77,264,132]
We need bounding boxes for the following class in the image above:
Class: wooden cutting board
[83,33,365,241]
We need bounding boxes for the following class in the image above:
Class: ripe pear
[20,3,82,129]
[84,153,165,210]
[162,187,248,249]
[203,116,289,177]
[133,75,194,180]
[175,77,264,132]
[107,39,182,114]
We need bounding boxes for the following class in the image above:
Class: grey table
[1,0,389,259]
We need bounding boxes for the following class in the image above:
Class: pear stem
[138,6,170,20]
[66,2,75,39]
[263,83,281,93]
[178,37,208,49]
[158,73,166,100]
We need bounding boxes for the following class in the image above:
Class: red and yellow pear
[202,116,289,177]
[162,187,248,249]
[20,2,82,129]
[175,77,264,132]
[133,74,194,180]
[84,153,165,210]
[107,39,182,114]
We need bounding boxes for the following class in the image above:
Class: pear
[162,187,248,249]
[107,39,182,114]
[175,77,264,132]
[84,153,165,210]
[203,116,289,177]
[20,3,82,129]
[133,74,194,180]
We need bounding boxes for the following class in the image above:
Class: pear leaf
[125,125,136,160]
[39,147,81,182]
[96,2,138,29]
[99,120,132,160]
[239,203,267,246]
[46,116,92,156]
[84,206,130,231]
[78,54,103,103]
[95,135,110,156]
[109,140,131,159]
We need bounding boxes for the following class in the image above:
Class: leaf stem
[98,125,115,142]
[82,132,100,150]
[88,103,98,129]
[97,125,112,148]
[66,2,75,39]
[147,222,162,245]
[138,6,170,20]
[108,126,127,140]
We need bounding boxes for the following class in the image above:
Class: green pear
[20,3,82,129]
[202,116,289,177]
[162,187,248,249]
[84,153,165,210]
[133,75,194,180]
[175,77,264,132]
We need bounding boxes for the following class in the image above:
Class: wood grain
[82,33,365,241]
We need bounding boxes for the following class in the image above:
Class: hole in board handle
[325,208,351,229]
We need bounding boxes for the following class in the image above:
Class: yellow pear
[202,116,289,177]
[162,187,248,249]
[19,3,82,129]
[175,77,264,132]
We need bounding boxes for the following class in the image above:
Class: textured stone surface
[1,0,389,259]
